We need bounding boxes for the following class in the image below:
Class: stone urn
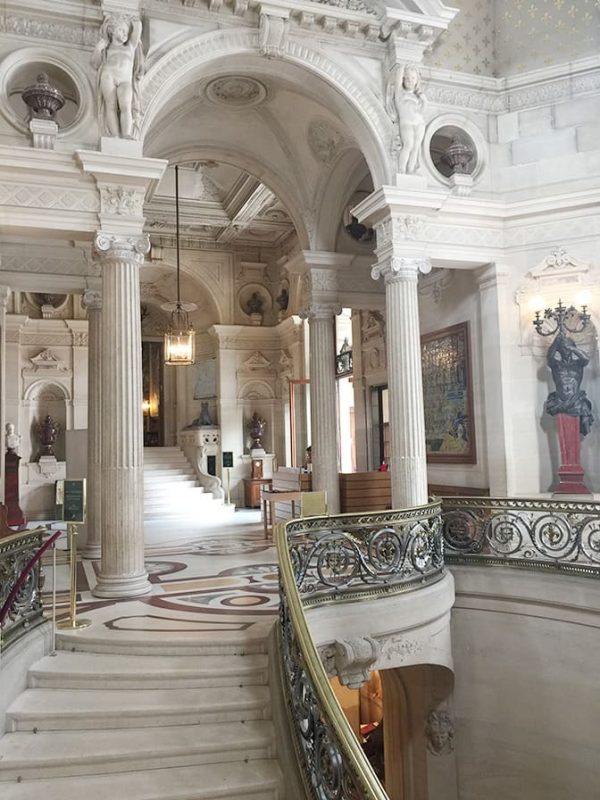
[442,136,474,174]
[249,412,266,451]
[39,415,58,458]
[22,73,65,120]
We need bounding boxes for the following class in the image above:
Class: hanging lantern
[164,305,195,365]
[164,164,196,366]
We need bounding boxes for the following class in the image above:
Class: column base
[81,543,102,560]
[92,571,151,599]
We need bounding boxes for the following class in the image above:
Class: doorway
[142,341,165,447]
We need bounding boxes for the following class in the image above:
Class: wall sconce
[142,399,151,415]
[532,298,590,338]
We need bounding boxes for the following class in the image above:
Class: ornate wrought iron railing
[0,526,57,649]
[276,501,444,800]
[441,496,600,577]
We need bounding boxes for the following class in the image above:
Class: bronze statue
[545,333,594,436]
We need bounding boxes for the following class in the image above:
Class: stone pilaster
[373,254,429,508]
[305,302,341,514]
[81,289,102,560]
[0,286,10,504]
[92,233,151,598]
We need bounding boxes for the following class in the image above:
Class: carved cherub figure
[387,64,428,174]
[92,15,144,139]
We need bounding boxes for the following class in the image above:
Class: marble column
[306,303,341,514]
[0,286,10,505]
[81,289,102,560]
[373,256,429,508]
[93,233,151,598]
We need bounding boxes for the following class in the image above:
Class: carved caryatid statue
[386,64,428,175]
[92,15,144,139]
[545,333,594,436]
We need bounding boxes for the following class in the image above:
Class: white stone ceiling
[145,163,296,250]
[426,0,600,77]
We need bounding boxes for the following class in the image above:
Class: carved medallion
[206,76,268,107]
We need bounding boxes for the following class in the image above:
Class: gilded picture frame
[421,322,476,464]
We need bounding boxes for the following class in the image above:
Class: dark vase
[39,415,58,457]
[249,412,266,450]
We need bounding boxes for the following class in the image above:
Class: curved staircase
[0,632,283,799]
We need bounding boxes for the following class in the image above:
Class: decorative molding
[0,182,99,213]
[100,187,145,216]
[307,118,347,165]
[320,636,381,689]
[0,15,99,46]
[526,247,591,285]
[205,76,268,107]
[28,349,68,371]
[371,256,431,283]
[238,350,276,375]
[375,215,427,248]
[418,268,452,304]
[258,9,289,59]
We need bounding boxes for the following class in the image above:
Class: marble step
[28,652,269,690]
[144,468,197,478]
[0,721,276,781]
[144,491,212,509]
[7,685,272,731]
[0,760,283,800]
[55,633,267,657]
[144,472,197,483]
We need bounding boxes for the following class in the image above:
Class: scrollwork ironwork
[0,529,46,648]
[442,497,600,576]
[277,501,444,800]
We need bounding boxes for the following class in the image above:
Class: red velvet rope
[0,529,63,626]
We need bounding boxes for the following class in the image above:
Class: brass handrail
[276,500,444,800]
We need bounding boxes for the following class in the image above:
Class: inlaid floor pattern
[0,525,284,800]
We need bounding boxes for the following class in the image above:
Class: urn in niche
[249,412,267,452]
[39,415,58,458]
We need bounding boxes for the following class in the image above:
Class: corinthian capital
[299,301,342,321]
[372,255,431,283]
[94,232,150,264]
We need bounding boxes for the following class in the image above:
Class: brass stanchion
[57,523,91,630]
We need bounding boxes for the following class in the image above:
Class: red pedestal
[5,451,26,528]
[554,413,590,495]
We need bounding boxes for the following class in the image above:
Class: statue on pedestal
[92,15,144,138]
[545,333,594,435]
[249,412,267,452]
[5,423,20,454]
[4,422,25,528]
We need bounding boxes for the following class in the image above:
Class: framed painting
[421,322,476,464]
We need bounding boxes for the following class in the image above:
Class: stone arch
[141,28,393,188]
[239,379,276,400]
[147,144,312,251]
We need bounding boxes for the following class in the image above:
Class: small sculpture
[92,15,144,138]
[387,64,427,175]
[425,709,455,756]
[545,333,594,435]
[21,73,65,120]
[442,135,474,175]
[249,412,267,451]
[39,415,58,458]
[246,292,264,315]
[5,423,20,454]
[275,287,289,312]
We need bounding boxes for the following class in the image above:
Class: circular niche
[238,284,272,318]
[424,117,487,186]
[1,54,83,133]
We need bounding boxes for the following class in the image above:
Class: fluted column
[306,303,341,514]
[373,255,429,509]
[81,289,102,559]
[0,286,10,504]
[93,233,151,598]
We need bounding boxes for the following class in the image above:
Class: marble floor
[42,510,280,647]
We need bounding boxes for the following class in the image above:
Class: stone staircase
[144,447,233,528]
[0,634,284,799]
